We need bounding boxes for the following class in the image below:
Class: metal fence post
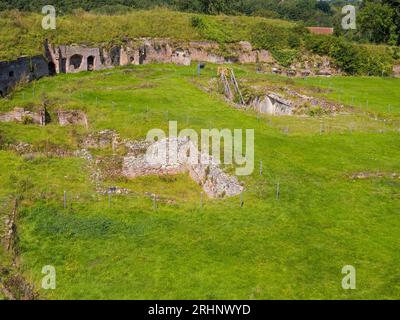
[276,182,280,200]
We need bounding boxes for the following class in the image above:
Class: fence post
[108,192,111,208]
[240,192,244,208]
[63,191,67,209]
[259,160,263,176]
[200,192,203,209]
[153,194,157,210]
[276,182,280,200]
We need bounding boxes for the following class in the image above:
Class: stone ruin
[44,39,275,75]
[250,94,293,115]
[247,88,343,116]
[0,107,88,127]
[77,131,244,198]
[0,38,345,98]
[122,137,244,198]
[81,129,120,149]
[57,110,88,127]
[45,43,103,74]
[0,107,46,125]
[393,65,400,78]
[0,55,49,97]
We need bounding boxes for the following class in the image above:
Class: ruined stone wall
[57,110,88,127]
[45,39,276,75]
[250,94,293,116]
[63,45,103,73]
[0,107,46,125]
[0,55,49,97]
[393,65,400,78]
[122,138,243,198]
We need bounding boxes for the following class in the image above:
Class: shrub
[271,49,299,67]
[22,115,33,124]
[191,16,205,30]
[303,34,394,75]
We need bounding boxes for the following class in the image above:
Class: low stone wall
[393,65,400,77]
[122,138,243,198]
[0,107,46,125]
[57,110,88,127]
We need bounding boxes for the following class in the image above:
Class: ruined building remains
[0,56,49,97]
[44,39,274,75]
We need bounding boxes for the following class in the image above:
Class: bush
[251,22,293,50]
[191,16,205,29]
[303,34,394,75]
[22,115,33,124]
[271,49,299,67]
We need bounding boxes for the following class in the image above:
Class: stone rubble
[57,109,88,127]
[122,137,244,198]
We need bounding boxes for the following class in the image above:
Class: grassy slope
[0,64,399,299]
[0,9,293,61]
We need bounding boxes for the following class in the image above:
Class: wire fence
[29,170,297,213]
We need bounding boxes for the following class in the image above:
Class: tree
[359,2,398,45]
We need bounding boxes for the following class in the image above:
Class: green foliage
[306,105,327,117]
[271,49,300,67]
[304,34,395,75]
[359,2,398,45]
[251,22,294,50]
[250,21,305,61]
[190,15,205,30]
[191,15,232,43]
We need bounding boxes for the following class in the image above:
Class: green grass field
[0,64,399,299]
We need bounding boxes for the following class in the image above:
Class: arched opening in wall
[110,47,120,66]
[9,71,14,78]
[87,56,95,71]
[69,54,83,70]
[0,90,3,98]
[48,62,56,76]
